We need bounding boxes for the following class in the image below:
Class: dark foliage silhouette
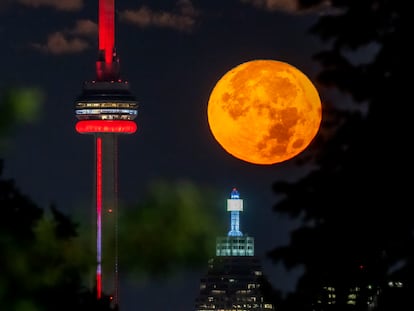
[0,158,116,310]
[269,1,413,310]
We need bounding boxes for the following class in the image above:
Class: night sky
[1,1,326,310]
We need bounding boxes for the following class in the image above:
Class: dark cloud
[18,0,83,11]
[31,31,89,54]
[119,0,199,32]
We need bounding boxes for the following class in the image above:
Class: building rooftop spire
[227,187,243,237]
[216,188,254,257]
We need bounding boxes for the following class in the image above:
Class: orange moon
[207,59,322,165]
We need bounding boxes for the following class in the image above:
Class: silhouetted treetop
[269,1,413,310]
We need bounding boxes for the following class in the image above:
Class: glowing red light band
[76,120,137,134]
[96,273,102,299]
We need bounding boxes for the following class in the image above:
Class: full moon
[207,59,322,165]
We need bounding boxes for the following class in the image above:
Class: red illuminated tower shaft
[74,0,138,308]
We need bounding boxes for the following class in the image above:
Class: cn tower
[74,0,138,307]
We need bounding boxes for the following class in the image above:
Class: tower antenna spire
[227,187,243,237]
[96,0,119,81]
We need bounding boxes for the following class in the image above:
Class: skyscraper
[74,0,138,307]
[194,188,275,311]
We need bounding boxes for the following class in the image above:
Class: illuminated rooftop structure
[194,188,275,311]
[216,188,254,257]
[73,0,138,308]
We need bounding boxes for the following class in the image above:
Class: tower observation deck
[74,0,138,308]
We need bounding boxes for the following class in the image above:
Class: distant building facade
[194,188,275,311]
[311,271,404,311]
